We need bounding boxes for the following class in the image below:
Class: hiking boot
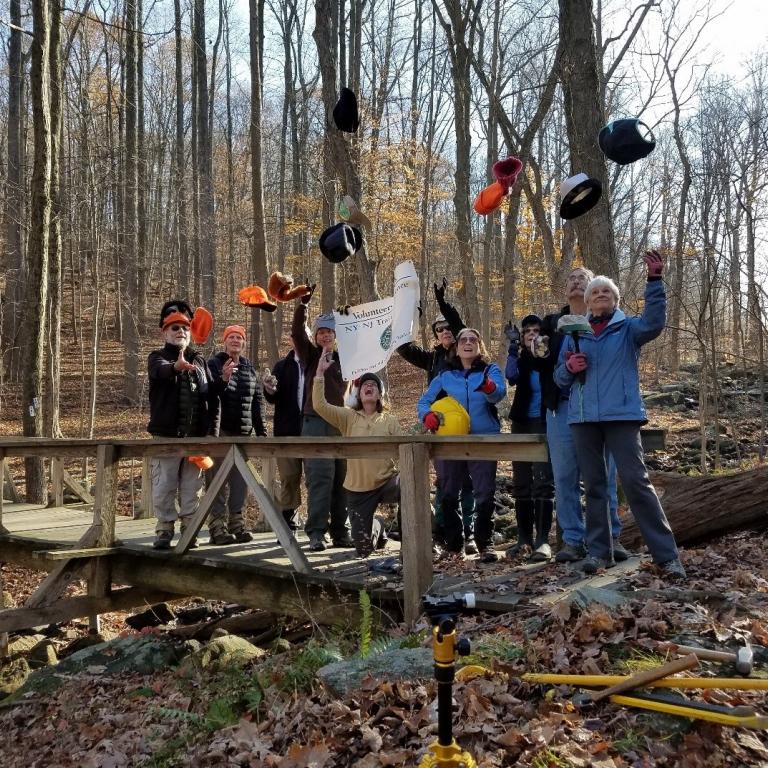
[152,531,173,550]
[582,556,616,575]
[555,542,587,563]
[464,536,479,556]
[209,531,236,546]
[529,542,552,562]
[479,546,499,563]
[233,530,253,544]
[660,558,686,580]
[612,539,631,562]
[331,534,355,548]
[309,535,326,552]
[178,525,198,549]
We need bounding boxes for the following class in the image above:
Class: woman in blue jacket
[554,250,684,578]
[418,328,506,562]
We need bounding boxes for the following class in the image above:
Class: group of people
[146,250,685,579]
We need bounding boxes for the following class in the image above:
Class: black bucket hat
[560,173,602,220]
[333,88,360,133]
[599,118,656,165]
[319,222,363,263]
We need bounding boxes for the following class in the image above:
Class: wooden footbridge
[0,432,662,643]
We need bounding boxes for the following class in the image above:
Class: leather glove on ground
[565,351,588,374]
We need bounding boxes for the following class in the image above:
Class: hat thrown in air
[559,173,602,220]
[599,118,656,165]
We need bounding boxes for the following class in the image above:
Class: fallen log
[620,465,768,548]
[168,609,279,640]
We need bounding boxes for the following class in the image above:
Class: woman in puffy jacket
[554,250,685,579]
[417,328,506,562]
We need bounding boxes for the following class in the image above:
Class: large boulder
[0,657,30,698]
[8,634,46,655]
[28,639,58,669]
[317,647,434,697]
[180,634,266,673]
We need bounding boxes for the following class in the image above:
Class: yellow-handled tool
[520,673,768,690]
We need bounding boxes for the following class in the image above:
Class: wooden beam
[87,559,111,632]
[91,444,120,547]
[174,447,236,553]
[137,456,153,519]
[2,455,21,503]
[62,468,94,504]
[0,587,176,633]
[232,448,313,575]
[51,457,64,507]
[110,555,358,625]
[33,547,119,561]
[399,443,433,626]
[431,441,549,461]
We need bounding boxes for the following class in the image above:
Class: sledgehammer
[658,642,754,676]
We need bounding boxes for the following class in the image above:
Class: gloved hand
[644,249,664,278]
[433,277,448,304]
[335,304,351,315]
[301,281,317,304]
[423,411,443,432]
[565,351,588,374]
[262,367,277,394]
[475,366,497,394]
[504,321,521,355]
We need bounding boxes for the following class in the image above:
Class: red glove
[423,411,442,432]
[644,249,664,278]
[565,351,588,375]
[478,376,496,394]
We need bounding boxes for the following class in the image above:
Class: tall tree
[173,0,189,292]
[23,0,53,502]
[558,0,617,277]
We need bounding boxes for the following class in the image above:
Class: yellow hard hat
[430,396,470,436]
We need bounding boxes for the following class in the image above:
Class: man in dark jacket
[504,314,555,561]
[147,300,219,550]
[396,279,476,553]
[533,267,626,563]
[292,289,352,552]
[263,340,305,531]
[206,324,267,545]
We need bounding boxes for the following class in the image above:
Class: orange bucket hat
[473,182,506,216]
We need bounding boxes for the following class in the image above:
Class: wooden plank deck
[0,504,645,617]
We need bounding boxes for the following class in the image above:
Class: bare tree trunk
[558,0,617,277]
[23,0,53,503]
[173,0,189,293]
[137,0,148,325]
[3,0,26,383]
[46,0,64,438]
[249,0,279,362]
[123,0,140,403]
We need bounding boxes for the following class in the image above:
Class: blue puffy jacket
[417,360,506,434]
[554,279,665,424]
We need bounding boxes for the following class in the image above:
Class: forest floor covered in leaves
[1,341,767,765]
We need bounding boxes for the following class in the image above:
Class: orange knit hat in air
[473,182,506,216]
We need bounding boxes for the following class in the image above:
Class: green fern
[367,635,404,656]
[359,590,373,658]
[205,698,239,731]
[153,706,204,726]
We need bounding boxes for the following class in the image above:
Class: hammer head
[736,646,754,676]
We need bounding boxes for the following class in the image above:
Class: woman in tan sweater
[313,353,402,557]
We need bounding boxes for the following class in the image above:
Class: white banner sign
[334,260,420,380]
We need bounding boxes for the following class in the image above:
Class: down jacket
[554,279,665,424]
[208,352,267,437]
[417,359,506,435]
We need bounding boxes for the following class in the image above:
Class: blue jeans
[547,400,620,547]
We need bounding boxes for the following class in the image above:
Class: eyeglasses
[460,336,479,344]
[435,324,451,333]
[169,324,189,332]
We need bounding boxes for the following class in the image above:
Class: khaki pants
[275,456,303,511]
[151,456,204,534]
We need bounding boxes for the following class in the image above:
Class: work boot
[479,546,499,563]
[309,534,326,552]
[331,534,355,548]
[506,499,534,557]
[612,538,631,562]
[660,558,686,580]
[581,556,616,575]
[152,530,173,550]
[464,536,479,555]
[233,530,254,543]
[281,509,299,531]
[555,542,587,563]
[529,499,554,562]
[209,531,236,546]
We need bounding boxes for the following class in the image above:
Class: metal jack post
[419,592,478,768]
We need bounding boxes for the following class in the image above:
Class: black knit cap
[598,118,656,165]
[159,299,193,328]
[332,88,360,133]
[520,314,542,329]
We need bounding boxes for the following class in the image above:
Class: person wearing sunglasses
[396,279,477,553]
[147,300,220,550]
[417,328,506,562]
